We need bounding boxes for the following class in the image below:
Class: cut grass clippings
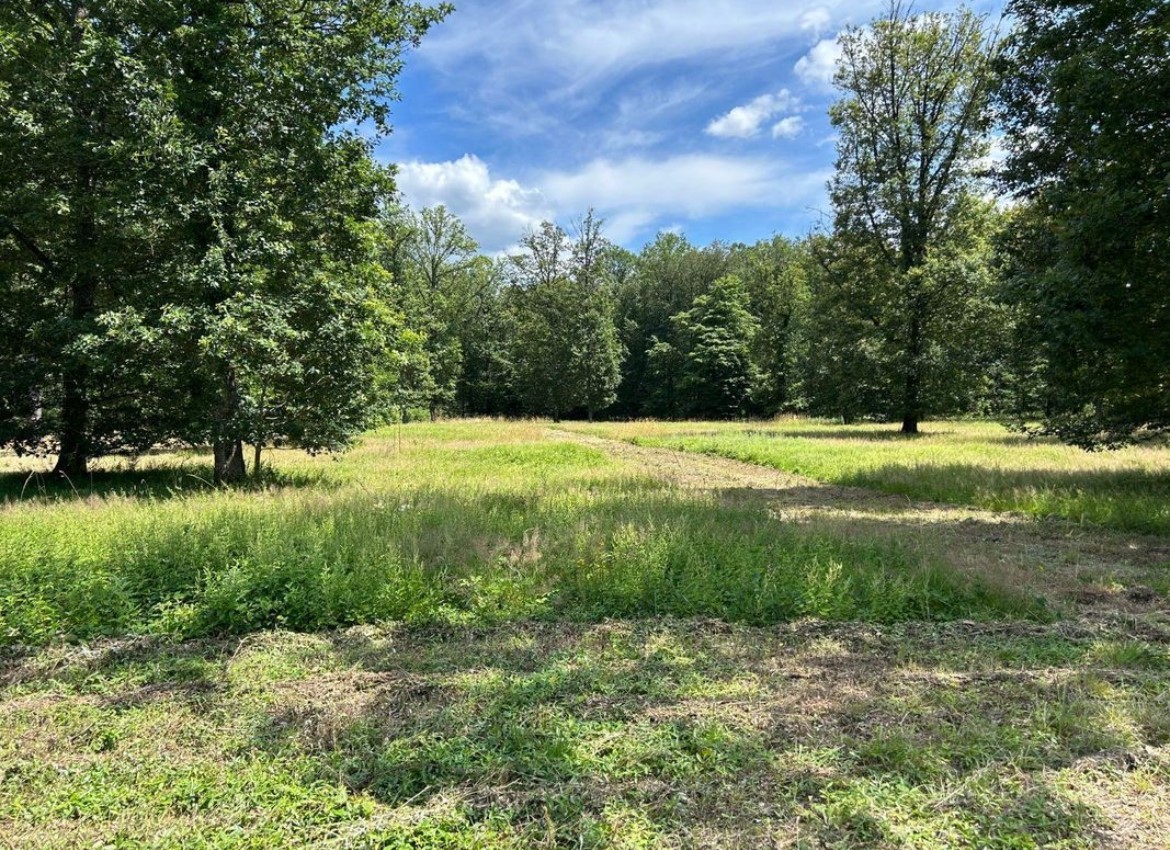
[2,619,1167,849]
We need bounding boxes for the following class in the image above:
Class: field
[2,420,1169,848]
[565,419,1170,535]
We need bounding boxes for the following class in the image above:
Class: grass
[0,422,1040,647]
[1,419,1167,848]
[2,620,1168,848]
[564,419,1170,535]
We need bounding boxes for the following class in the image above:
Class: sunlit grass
[565,419,1170,534]
[0,421,1039,645]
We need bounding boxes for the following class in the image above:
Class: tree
[731,236,811,413]
[660,275,760,420]
[569,211,623,420]
[996,0,1170,447]
[510,215,623,420]
[0,1,187,475]
[830,2,998,432]
[395,205,481,418]
[0,1,449,482]
[613,233,730,416]
[801,205,1005,424]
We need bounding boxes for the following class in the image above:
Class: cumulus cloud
[795,36,843,88]
[394,155,551,252]
[539,154,829,243]
[706,90,801,140]
[771,116,806,139]
[394,153,831,249]
[800,7,832,35]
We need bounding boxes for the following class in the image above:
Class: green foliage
[828,2,999,432]
[0,0,450,481]
[613,233,732,417]
[649,275,760,419]
[509,215,624,420]
[996,0,1170,447]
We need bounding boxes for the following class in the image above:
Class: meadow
[1,419,1168,848]
[566,419,1170,535]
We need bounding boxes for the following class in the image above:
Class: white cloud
[421,1,880,101]
[795,36,843,88]
[771,116,806,139]
[800,8,833,35]
[706,90,801,140]
[539,154,830,242]
[395,155,552,252]
[395,153,832,249]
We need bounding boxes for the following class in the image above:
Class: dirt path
[552,428,1170,616]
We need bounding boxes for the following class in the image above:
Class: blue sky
[379,0,999,253]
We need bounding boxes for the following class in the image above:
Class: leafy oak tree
[510,215,623,420]
[830,2,998,432]
[649,275,759,419]
[0,1,186,474]
[0,0,448,482]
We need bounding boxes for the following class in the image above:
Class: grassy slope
[566,420,1170,535]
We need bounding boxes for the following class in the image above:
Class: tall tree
[731,236,811,413]
[996,0,1170,447]
[1,0,449,482]
[0,1,185,475]
[396,205,481,418]
[830,2,998,432]
[613,233,730,416]
[510,215,623,420]
[569,211,623,420]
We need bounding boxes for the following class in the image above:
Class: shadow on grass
[5,620,1164,845]
[839,462,1170,536]
[248,621,1149,846]
[0,464,332,505]
[745,427,943,442]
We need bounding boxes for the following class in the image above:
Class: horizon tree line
[2,0,1166,483]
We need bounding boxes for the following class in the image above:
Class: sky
[379,0,1000,253]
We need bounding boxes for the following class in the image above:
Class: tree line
[2,0,1166,483]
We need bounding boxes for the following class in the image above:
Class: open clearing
[2,420,1169,849]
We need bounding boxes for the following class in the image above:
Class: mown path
[552,428,1170,619]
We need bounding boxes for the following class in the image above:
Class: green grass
[0,422,1039,646]
[1,421,1167,848]
[2,620,1167,848]
[566,419,1170,535]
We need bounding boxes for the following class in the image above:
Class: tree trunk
[56,5,98,479]
[214,438,246,484]
[900,295,924,435]
[253,442,263,479]
[213,367,246,484]
[53,374,90,477]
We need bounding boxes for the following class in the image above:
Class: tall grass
[0,422,1041,645]
[568,419,1170,535]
